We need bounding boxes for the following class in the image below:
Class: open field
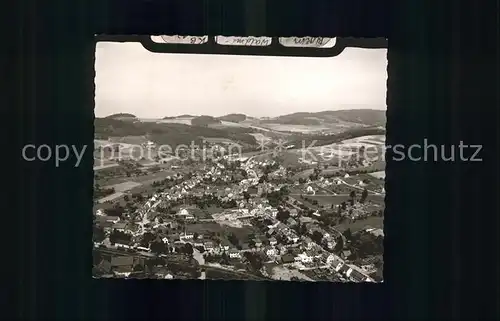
[97,169,175,186]
[107,135,150,145]
[334,216,384,233]
[203,206,226,215]
[208,121,251,129]
[98,192,125,203]
[105,181,142,192]
[304,194,385,206]
[249,133,272,143]
[185,222,225,233]
[260,123,331,133]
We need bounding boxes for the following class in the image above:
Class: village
[93,138,385,282]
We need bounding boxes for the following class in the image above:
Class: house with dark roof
[112,222,127,232]
[347,268,367,282]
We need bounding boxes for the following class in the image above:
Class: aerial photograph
[93,37,386,282]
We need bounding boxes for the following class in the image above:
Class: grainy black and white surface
[92,38,387,283]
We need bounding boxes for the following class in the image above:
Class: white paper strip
[215,36,272,47]
[151,35,208,44]
[279,37,336,48]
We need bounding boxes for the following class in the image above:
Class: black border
[12,0,500,319]
[96,35,387,57]
[95,0,389,37]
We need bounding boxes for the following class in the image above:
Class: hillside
[94,118,256,147]
[217,113,247,123]
[104,113,138,121]
[163,114,195,119]
[263,109,386,126]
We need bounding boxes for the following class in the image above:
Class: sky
[95,42,387,119]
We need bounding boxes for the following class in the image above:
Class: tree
[276,209,290,222]
[183,243,194,256]
[360,188,368,203]
[334,236,344,253]
[244,252,263,271]
[311,230,323,243]
[141,232,155,247]
[227,232,240,246]
[193,232,199,240]
[109,229,131,245]
[221,252,230,265]
[298,223,307,236]
[349,190,357,202]
[150,241,168,255]
[344,228,352,240]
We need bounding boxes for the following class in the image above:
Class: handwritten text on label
[216,36,272,47]
[159,35,208,44]
[279,37,336,48]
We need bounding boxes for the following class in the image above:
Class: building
[326,255,344,271]
[269,237,277,246]
[112,222,127,232]
[179,232,194,240]
[265,247,277,257]
[111,256,135,277]
[228,249,241,259]
[203,241,214,252]
[297,253,313,264]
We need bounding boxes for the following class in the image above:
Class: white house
[269,237,278,246]
[266,247,277,257]
[297,253,313,264]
